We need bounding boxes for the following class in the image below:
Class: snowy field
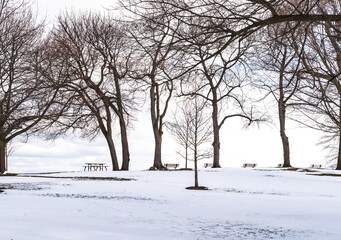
[1,168,341,240]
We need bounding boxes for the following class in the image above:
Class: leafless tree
[47,12,138,171]
[180,40,262,168]
[119,0,340,169]
[168,85,212,188]
[120,0,341,66]
[166,104,191,169]
[251,22,308,167]
[293,1,341,169]
[0,0,62,174]
[127,7,186,170]
[184,95,212,189]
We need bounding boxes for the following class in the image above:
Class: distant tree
[47,12,138,170]
[0,0,61,174]
[166,99,192,169]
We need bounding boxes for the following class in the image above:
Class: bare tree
[166,104,191,169]
[294,1,341,169]
[127,8,185,170]
[168,88,212,188]
[0,0,61,174]
[47,12,138,171]
[120,0,339,170]
[180,40,262,168]
[121,0,341,67]
[252,23,307,167]
[185,95,212,189]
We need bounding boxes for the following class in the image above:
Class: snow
[1,168,341,239]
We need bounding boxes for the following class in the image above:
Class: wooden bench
[164,163,179,169]
[242,163,257,168]
[203,163,213,168]
[310,164,322,169]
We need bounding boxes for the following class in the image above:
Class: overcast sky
[8,0,326,173]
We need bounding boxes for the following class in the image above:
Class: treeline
[1,0,341,174]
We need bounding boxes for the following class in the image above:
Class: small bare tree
[185,95,212,190]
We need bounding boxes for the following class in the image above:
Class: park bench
[164,163,179,169]
[203,163,213,168]
[84,163,108,171]
[242,163,257,168]
[310,164,322,169]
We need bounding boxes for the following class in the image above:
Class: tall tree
[128,9,185,170]
[0,0,61,174]
[295,1,341,169]
[48,12,137,170]
[181,41,260,168]
[252,23,307,167]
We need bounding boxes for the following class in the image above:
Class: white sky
[8,0,327,173]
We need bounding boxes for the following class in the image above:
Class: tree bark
[212,100,221,168]
[194,143,199,188]
[278,101,291,167]
[119,121,130,170]
[336,135,341,170]
[0,140,7,174]
[105,136,120,171]
[185,142,188,169]
[112,72,130,171]
[194,157,198,188]
[153,131,163,169]
[336,98,341,170]
[150,82,165,170]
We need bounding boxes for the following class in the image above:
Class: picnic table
[84,163,108,171]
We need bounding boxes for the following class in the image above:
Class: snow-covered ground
[0,168,340,240]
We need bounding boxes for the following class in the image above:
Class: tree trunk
[153,131,163,169]
[105,136,119,171]
[278,101,291,167]
[336,100,341,170]
[212,101,221,168]
[194,147,198,188]
[0,140,6,174]
[185,143,188,169]
[336,135,341,170]
[150,82,164,170]
[112,72,130,171]
[119,120,130,170]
